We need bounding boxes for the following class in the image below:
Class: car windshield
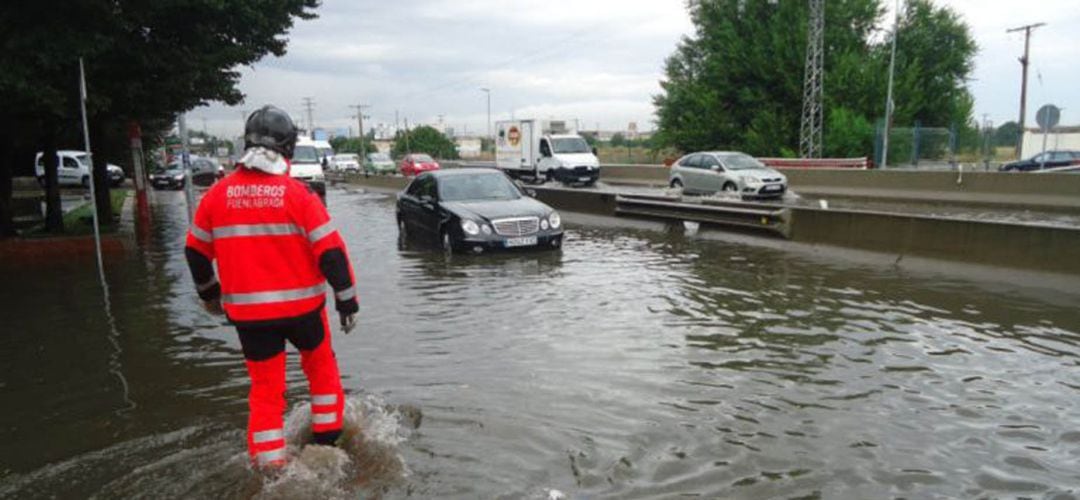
[552,137,591,154]
[412,154,434,163]
[75,153,91,166]
[439,173,521,202]
[293,145,319,163]
[370,153,390,161]
[720,153,765,170]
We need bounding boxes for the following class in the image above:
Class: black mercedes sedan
[396,168,564,254]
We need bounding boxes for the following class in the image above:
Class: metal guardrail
[615,195,790,238]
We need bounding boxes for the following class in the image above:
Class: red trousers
[237,307,345,466]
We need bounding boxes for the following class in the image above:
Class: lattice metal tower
[799,0,825,158]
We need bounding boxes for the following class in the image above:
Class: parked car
[332,154,361,173]
[151,156,220,189]
[669,151,788,198]
[1000,150,1080,172]
[35,150,125,188]
[396,168,563,254]
[365,152,395,175]
[399,153,440,177]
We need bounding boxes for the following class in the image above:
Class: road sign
[1036,104,1060,130]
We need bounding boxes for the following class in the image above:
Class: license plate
[504,236,538,248]
[762,185,781,192]
[579,176,591,182]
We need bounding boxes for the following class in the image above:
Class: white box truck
[495,119,600,186]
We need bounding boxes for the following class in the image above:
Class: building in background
[1022,126,1080,158]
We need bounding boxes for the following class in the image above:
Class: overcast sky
[195,0,1079,138]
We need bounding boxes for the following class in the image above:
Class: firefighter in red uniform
[184,105,358,468]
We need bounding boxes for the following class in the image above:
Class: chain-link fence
[874,122,1019,170]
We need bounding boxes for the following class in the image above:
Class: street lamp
[480,88,491,141]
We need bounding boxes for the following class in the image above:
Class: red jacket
[185,167,357,325]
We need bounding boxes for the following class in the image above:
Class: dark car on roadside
[150,156,221,189]
[1000,150,1080,172]
[396,168,563,254]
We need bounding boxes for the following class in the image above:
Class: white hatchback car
[669,151,787,198]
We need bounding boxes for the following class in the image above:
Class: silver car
[669,151,788,198]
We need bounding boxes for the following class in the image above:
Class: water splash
[255,395,413,499]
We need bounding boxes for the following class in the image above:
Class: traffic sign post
[1036,104,1060,170]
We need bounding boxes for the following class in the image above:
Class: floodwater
[2,186,1080,498]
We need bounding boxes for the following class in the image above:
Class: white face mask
[239,147,289,175]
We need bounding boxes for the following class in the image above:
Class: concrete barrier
[787,207,1080,275]
[778,168,1080,211]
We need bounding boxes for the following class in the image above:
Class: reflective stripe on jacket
[184,167,357,324]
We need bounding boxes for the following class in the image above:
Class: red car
[400,153,440,177]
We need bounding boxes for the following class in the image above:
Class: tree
[0,0,318,235]
[993,121,1021,147]
[653,0,976,158]
[609,133,626,147]
[329,136,376,156]
[392,126,460,160]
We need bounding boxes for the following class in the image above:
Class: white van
[291,137,327,198]
[495,119,599,186]
[34,150,125,187]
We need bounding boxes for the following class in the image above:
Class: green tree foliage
[993,121,1021,147]
[825,107,875,158]
[654,0,976,158]
[330,136,376,156]
[0,0,318,234]
[392,126,460,160]
[609,133,627,147]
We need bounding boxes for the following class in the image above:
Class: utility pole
[799,0,825,159]
[1007,22,1045,159]
[480,88,491,140]
[349,104,371,164]
[302,97,316,134]
[881,0,901,168]
[403,118,411,154]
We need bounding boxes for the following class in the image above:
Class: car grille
[492,217,539,236]
[763,177,783,183]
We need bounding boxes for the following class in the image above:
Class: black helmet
[244,105,298,158]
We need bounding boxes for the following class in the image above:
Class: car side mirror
[525,188,538,198]
[710,165,721,171]
[592,147,598,156]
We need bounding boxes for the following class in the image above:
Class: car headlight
[741,175,762,186]
[173,174,184,181]
[461,219,480,236]
[549,211,561,229]
[313,173,325,181]
[541,219,550,230]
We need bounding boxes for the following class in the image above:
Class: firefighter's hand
[202,298,224,316]
[340,313,357,335]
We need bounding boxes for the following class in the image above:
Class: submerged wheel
[670,178,683,189]
[81,175,90,188]
[722,182,738,193]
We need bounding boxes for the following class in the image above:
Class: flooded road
[2,186,1080,498]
